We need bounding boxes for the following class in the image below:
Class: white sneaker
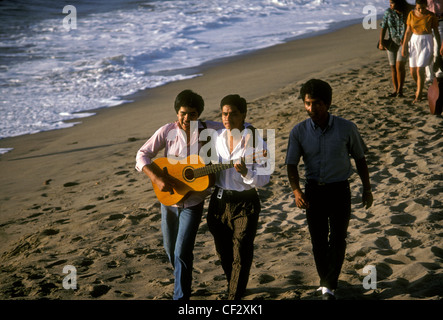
[317,286,336,299]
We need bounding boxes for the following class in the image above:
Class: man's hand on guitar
[143,163,176,194]
[234,158,248,177]
[154,175,176,193]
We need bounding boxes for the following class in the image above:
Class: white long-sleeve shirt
[214,125,270,191]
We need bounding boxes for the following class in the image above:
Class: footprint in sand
[80,205,96,211]
[107,213,125,221]
[38,282,58,296]
[40,228,59,236]
[128,212,149,225]
[374,237,396,256]
[385,227,410,237]
[115,170,129,175]
[431,246,443,259]
[390,202,408,213]
[390,213,416,225]
[45,259,67,269]
[257,274,276,284]
[27,212,44,219]
[63,182,79,187]
[90,284,111,298]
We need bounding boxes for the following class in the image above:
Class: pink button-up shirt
[136,120,223,208]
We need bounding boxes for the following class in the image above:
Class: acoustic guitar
[151,154,264,206]
[428,56,443,115]
[428,78,443,115]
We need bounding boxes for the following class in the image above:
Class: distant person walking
[402,0,443,103]
[379,0,413,97]
[425,0,443,81]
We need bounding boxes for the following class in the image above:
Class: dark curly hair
[299,79,332,106]
[220,94,247,114]
[174,89,205,116]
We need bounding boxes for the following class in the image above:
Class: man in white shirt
[207,94,270,300]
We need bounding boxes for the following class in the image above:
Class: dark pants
[207,187,260,300]
[305,180,351,290]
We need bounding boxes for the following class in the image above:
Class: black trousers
[305,180,351,290]
[207,187,260,300]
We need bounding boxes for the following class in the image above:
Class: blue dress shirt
[285,114,368,184]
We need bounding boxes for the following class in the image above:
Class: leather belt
[214,186,257,201]
[307,179,348,187]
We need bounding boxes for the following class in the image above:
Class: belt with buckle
[214,186,257,201]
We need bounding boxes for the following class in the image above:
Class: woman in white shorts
[402,0,442,103]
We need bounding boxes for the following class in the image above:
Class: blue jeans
[161,202,203,300]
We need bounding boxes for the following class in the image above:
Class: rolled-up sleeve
[285,126,302,165]
[242,135,271,187]
[348,123,368,160]
[241,164,270,187]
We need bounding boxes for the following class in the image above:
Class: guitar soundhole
[183,167,195,181]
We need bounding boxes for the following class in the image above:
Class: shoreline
[0,19,376,152]
[0,21,382,205]
[0,21,382,214]
[0,17,368,149]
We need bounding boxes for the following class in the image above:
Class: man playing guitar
[135,90,223,300]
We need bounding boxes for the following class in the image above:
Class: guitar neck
[194,161,235,178]
[192,151,267,178]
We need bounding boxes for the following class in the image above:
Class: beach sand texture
[0,24,442,300]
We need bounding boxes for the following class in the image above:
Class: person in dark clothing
[285,79,373,300]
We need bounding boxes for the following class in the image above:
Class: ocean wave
[0,0,387,140]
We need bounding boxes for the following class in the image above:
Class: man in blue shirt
[286,79,373,300]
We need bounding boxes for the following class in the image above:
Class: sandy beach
[0,21,442,302]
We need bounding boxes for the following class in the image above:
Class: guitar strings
[193,162,234,178]
[192,153,269,178]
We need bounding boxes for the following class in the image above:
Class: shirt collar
[219,123,250,155]
[309,113,334,132]
[220,123,250,135]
